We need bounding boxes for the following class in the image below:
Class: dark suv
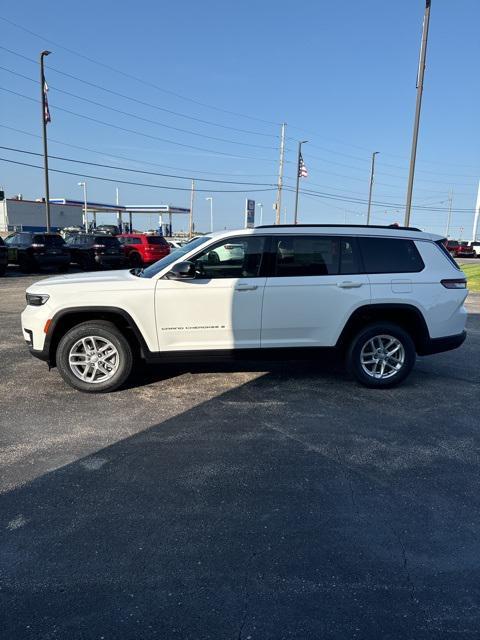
[4,232,70,273]
[66,234,125,270]
[0,236,7,276]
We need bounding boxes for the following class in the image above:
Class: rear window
[446,240,459,248]
[147,236,168,245]
[436,240,460,269]
[95,236,120,247]
[38,235,65,247]
[358,237,424,273]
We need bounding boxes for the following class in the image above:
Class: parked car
[22,224,468,393]
[445,240,475,258]
[117,233,170,267]
[95,224,120,235]
[4,232,70,273]
[467,241,480,257]
[166,239,186,250]
[65,234,125,270]
[0,236,8,276]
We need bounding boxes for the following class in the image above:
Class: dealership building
[0,194,190,236]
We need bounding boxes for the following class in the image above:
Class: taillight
[441,278,467,289]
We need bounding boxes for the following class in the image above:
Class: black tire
[79,254,93,271]
[56,321,133,393]
[346,322,416,389]
[0,264,6,277]
[129,252,143,268]
[18,255,33,273]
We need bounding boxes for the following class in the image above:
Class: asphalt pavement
[1,270,480,639]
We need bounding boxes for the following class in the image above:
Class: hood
[27,269,146,292]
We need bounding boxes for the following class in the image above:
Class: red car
[117,233,170,267]
[445,240,475,258]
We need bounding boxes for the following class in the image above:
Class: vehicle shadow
[2,342,480,639]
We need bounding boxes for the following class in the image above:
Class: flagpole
[294,140,308,225]
[40,50,51,233]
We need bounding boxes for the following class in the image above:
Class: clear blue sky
[0,0,479,236]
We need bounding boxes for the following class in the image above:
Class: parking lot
[1,269,480,639]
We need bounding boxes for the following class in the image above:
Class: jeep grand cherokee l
[21,225,468,393]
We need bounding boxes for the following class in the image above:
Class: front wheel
[56,321,133,393]
[346,323,416,388]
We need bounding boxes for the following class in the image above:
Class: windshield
[139,236,212,278]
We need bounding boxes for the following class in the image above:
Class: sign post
[245,199,255,228]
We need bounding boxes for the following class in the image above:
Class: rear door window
[147,236,168,245]
[358,237,424,273]
[271,236,360,277]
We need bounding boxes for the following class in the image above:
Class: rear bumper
[95,255,125,267]
[418,330,467,356]
[35,254,70,266]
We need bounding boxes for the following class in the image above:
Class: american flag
[43,80,51,124]
[298,152,308,178]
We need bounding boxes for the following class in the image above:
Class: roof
[209,225,443,242]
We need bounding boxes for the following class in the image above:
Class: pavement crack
[237,551,257,640]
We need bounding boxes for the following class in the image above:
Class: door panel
[261,235,369,348]
[154,235,267,352]
[261,275,369,347]
[155,277,266,351]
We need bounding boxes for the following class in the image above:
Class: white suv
[21,225,468,392]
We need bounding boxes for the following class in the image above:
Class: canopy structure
[49,200,190,234]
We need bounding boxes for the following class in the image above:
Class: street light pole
[205,196,213,233]
[294,140,308,225]
[366,151,379,225]
[40,50,51,232]
[405,0,432,227]
[256,202,263,226]
[78,181,88,231]
[189,179,195,238]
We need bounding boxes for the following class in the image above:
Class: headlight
[26,293,50,306]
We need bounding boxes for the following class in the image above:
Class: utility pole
[294,140,308,225]
[189,179,195,238]
[445,189,453,237]
[205,196,213,233]
[472,181,480,241]
[275,123,286,225]
[40,50,51,232]
[366,151,379,225]
[405,0,432,227]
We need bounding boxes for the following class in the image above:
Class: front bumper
[417,330,467,356]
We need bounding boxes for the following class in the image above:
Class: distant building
[0,197,83,233]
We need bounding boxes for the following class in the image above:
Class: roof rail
[256,223,422,232]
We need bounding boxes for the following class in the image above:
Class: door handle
[337,281,362,288]
[236,284,258,291]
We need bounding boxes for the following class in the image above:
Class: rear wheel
[129,252,143,268]
[346,322,416,388]
[18,255,33,273]
[56,321,133,393]
[0,264,6,277]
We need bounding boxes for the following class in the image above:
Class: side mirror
[165,260,196,280]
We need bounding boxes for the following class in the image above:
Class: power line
[283,186,474,213]
[0,18,280,126]
[0,156,278,193]
[0,86,279,162]
[0,145,277,186]
[0,124,277,178]
[0,65,279,150]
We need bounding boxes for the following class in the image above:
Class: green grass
[458,262,480,292]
